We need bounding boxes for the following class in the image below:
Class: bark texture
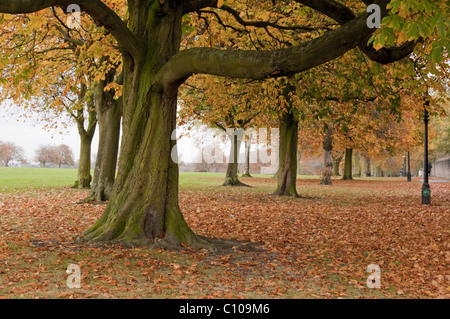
[82,2,215,249]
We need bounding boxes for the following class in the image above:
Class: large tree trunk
[223,131,248,186]
[84,78,122,202]
[273,111,298,197]
[342,148,353,180]
[320,126,333,185]
[83,3,215,249]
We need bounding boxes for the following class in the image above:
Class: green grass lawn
[0,167,80,191]
[0,167,321,191]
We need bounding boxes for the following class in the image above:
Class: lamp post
[422,103,431,205]
[407,152,411,182]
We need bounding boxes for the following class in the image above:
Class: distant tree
[35,145,55,168]
[35,144,75,168]
[54,144,75,168]
[0,141,26,167]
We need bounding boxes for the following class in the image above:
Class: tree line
[0,141,75,168]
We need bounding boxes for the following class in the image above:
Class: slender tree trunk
[223,132,248,186]
[84,77,122,202]
[363,156,371,177]
[342,148,353,180]
[273,110,298,197]
[376,164,383,177]
[354,151,361,177]
[73,133,95,188]
[242,137,252,177]
[72,85,97,189]
[320,126,333,185]
[297,149,303,175]
[333,153,343,176]
[83,3,217,249]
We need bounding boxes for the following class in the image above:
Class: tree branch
[0,0,145,60]
[295,0,416,64]
[157,11,375,92]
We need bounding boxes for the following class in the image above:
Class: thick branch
[295,0,416,64]
[182,0,217,14]
[157,11,373,91]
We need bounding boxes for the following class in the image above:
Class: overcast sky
[0,101,94,164]
[0,100,208,166]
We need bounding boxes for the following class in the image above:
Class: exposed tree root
[222,178,251,187]
[76,192,108,205]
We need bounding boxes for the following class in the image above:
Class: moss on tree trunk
[83,2,217,250]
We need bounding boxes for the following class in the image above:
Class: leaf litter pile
[0,176,449,299]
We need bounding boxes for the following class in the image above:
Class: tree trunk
[273,111,298,197]
[362,156,371,177]
[297,149,303,175]
[242,137,252,177]
[72,85,97,189]
[376,164,383,177]
[320,126,333,185]
[84,78,122,202]
[354,151,361,177]
[83,3,215,249]
[333,153,343,176]
[73,133,94,188]
[342,148,353,180]
[223,132,248,186]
